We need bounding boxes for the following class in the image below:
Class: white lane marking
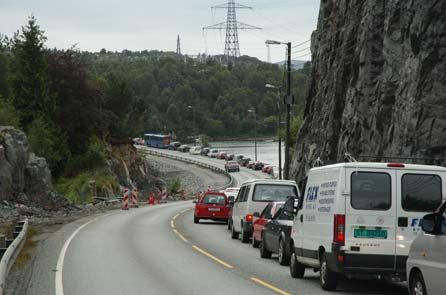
[55,213,113,295]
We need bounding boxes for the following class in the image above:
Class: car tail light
[333,214,345,245]
[245,214,253,222]
[387,163,405,168]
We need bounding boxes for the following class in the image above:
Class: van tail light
[245,214,253,222]
[387,163,405,168]
[333,214,345,246]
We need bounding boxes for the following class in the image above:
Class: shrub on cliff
[0,97,21,128]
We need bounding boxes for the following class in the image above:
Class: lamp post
[265,40,292,180]
[265,83,282,180]
[187,105,196,145]
[248,109,257,161]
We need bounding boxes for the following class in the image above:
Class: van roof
[240,179,297,185]
[310,162,446,172]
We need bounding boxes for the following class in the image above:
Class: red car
[251,201,285,248]
[262,165,273,174]
[194,192,231,223]
[217,151,227,159]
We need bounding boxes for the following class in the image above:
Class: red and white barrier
[122,189,130,210]
[130,188,139,208]
[148,192,155,205]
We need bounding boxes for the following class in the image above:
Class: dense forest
[0,17,309,180]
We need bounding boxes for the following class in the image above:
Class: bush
[169,178,181,194]
[63,135,107,177]
[0,97,21,128]
[56,170,119,204]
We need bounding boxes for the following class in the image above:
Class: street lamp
[265,83,282,180]
[187,105,196,146]
[248,109,257,161]
[265,39,292,180]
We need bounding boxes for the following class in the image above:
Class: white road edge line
[55,213,113,295]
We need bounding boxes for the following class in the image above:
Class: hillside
[292,0,446,180]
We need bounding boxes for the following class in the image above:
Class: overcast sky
[0,0,320,63]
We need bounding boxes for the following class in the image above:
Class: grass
[56,170,119,204]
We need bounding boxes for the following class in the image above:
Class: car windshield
[252,184,297,202]
[202,195,226,205]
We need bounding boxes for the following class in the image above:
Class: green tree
[0,96,21,128]
[10,16,54,129]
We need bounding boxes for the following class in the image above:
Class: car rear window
[228,161,237,165]
[252,184,297,202]
[351,172,391,210]
[201,195,226,205]
[402,174,442,212]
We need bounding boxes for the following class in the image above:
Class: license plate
[354,228,387,239]
[208,208,220,212]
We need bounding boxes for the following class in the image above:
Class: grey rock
[292,0,446,180]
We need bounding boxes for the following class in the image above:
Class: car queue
[193,161,446,295]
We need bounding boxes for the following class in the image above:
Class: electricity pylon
[203,0,261,60]
[176,34,181,56]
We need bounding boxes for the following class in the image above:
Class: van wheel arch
[318,246,326,261]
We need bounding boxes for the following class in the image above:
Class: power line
[291,46,311,54]
[292,39,311,48]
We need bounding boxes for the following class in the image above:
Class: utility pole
[265,83,283,179]
[285,42,292,180]
[203,1,261,61]
[248,109,257,161]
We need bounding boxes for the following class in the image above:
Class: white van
[230,179,299,243]
[289,162,446,291]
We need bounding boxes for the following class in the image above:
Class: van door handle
[300,215,303,223]
[398,217,408,227]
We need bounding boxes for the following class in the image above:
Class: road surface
[15,150,409,295]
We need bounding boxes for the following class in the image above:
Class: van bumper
[328,244,407,278]
[243,221,253,234]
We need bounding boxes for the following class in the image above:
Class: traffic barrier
[122,189,130,210]
[148,192,155,205]
[0,218,28,295]
[130,188,139,208]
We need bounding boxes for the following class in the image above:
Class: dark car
[239,158,251,167]
[259,196,296,266]
[168,141,182,150]
[235,154,244,163]
[254,161,264,170]
[225,153,235,161]
[201,147,210,156]
[252,201,284,248]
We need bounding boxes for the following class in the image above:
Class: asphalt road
[20,150,409,295]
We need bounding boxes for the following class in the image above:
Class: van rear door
[395,170,444,272]
[345,169,397,271]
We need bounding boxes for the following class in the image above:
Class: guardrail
[0,218,28,295]
[138,147,236,190]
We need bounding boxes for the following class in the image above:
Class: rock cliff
[292,0,446,180]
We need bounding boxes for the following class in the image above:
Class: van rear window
[252,184,297,202]
[351,172,391,210]
[402,174,442,212]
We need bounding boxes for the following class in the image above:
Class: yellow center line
[192,245,233,269]
[173,229,188,242]
[172,213,180,220]
[170,220,175,228]
[250,277,292,295]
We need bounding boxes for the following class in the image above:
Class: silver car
[407,201,446,295]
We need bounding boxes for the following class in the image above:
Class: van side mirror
[421,213,437,234]
[253,212,260,218]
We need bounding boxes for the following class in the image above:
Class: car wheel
[194,216,199,224]
[227,218,232,230]
[252,234,260,248]
[231,223,239,239]
[260,234,272,258]
[410,272,427,295]
[319,252,338,291]
[290,252,305,278]
[241,223,250,243]
[278,239,290,266]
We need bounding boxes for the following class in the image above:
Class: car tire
[252,234,260,248]
[319,252,338,291]
[194,216,199,224]
[278,239,290,266]
[227,218,232,230]
[231,223,239,239]
[260,234,272,258]
[290,252,305,278]
[241,223,250,243]
[410,272,427,295]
